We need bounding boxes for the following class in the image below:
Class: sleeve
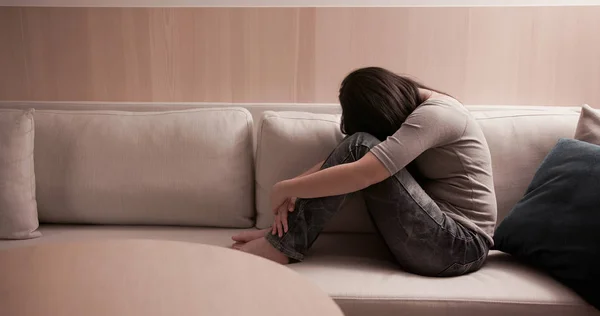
[369,104,467,175]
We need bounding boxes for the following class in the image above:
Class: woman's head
[339,67,433,140]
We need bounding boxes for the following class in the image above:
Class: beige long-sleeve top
[369,96,497,246]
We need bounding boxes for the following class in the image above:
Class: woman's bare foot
[231,242,245,250]
[238,237,289,264]
[231,228,271,243]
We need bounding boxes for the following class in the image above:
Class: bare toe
[231,228,270,243]
[239,237,289,264]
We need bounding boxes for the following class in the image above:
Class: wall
[2,0,597,6]
[0,6,598,106]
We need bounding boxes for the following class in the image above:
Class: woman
[232,67,497,277]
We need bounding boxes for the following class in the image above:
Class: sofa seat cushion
[301,235,598,316]
[1,226,596,316]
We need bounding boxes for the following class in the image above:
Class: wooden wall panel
[0,6,598,106]
[0,8,29,100]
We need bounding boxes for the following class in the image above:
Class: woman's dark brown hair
[339,67,445,141]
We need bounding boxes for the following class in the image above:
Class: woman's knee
[342,132,381,150]
[325,132,381,166]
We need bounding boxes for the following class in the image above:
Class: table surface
[0,239,343,316]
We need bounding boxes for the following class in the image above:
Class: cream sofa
[0,102,598,316]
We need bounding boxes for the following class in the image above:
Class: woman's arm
[295,160,324,178]
[275,152,389,201]
[270,153,389,236]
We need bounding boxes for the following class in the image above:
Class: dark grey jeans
[266,132,489,277]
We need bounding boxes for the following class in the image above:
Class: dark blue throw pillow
[494,138,600,309]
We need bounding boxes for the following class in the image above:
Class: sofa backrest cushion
[255,107,580,233]
[470,108,580,225]
[254,111,375,232]
[34,108,254,227]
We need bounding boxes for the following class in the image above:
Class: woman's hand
[271,197,298,236]
[287,197,298,212]
[270,182,295,237]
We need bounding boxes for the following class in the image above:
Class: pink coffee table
[0,239,343,316]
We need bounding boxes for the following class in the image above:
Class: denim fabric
[266,132,489,277]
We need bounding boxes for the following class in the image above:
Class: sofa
[0,102,598,316]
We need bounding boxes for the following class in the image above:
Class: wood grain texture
[0,8,29,100]
[0,6,598,106]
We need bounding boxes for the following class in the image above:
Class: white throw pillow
[575,104,600,145]
[0,109,41,239]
